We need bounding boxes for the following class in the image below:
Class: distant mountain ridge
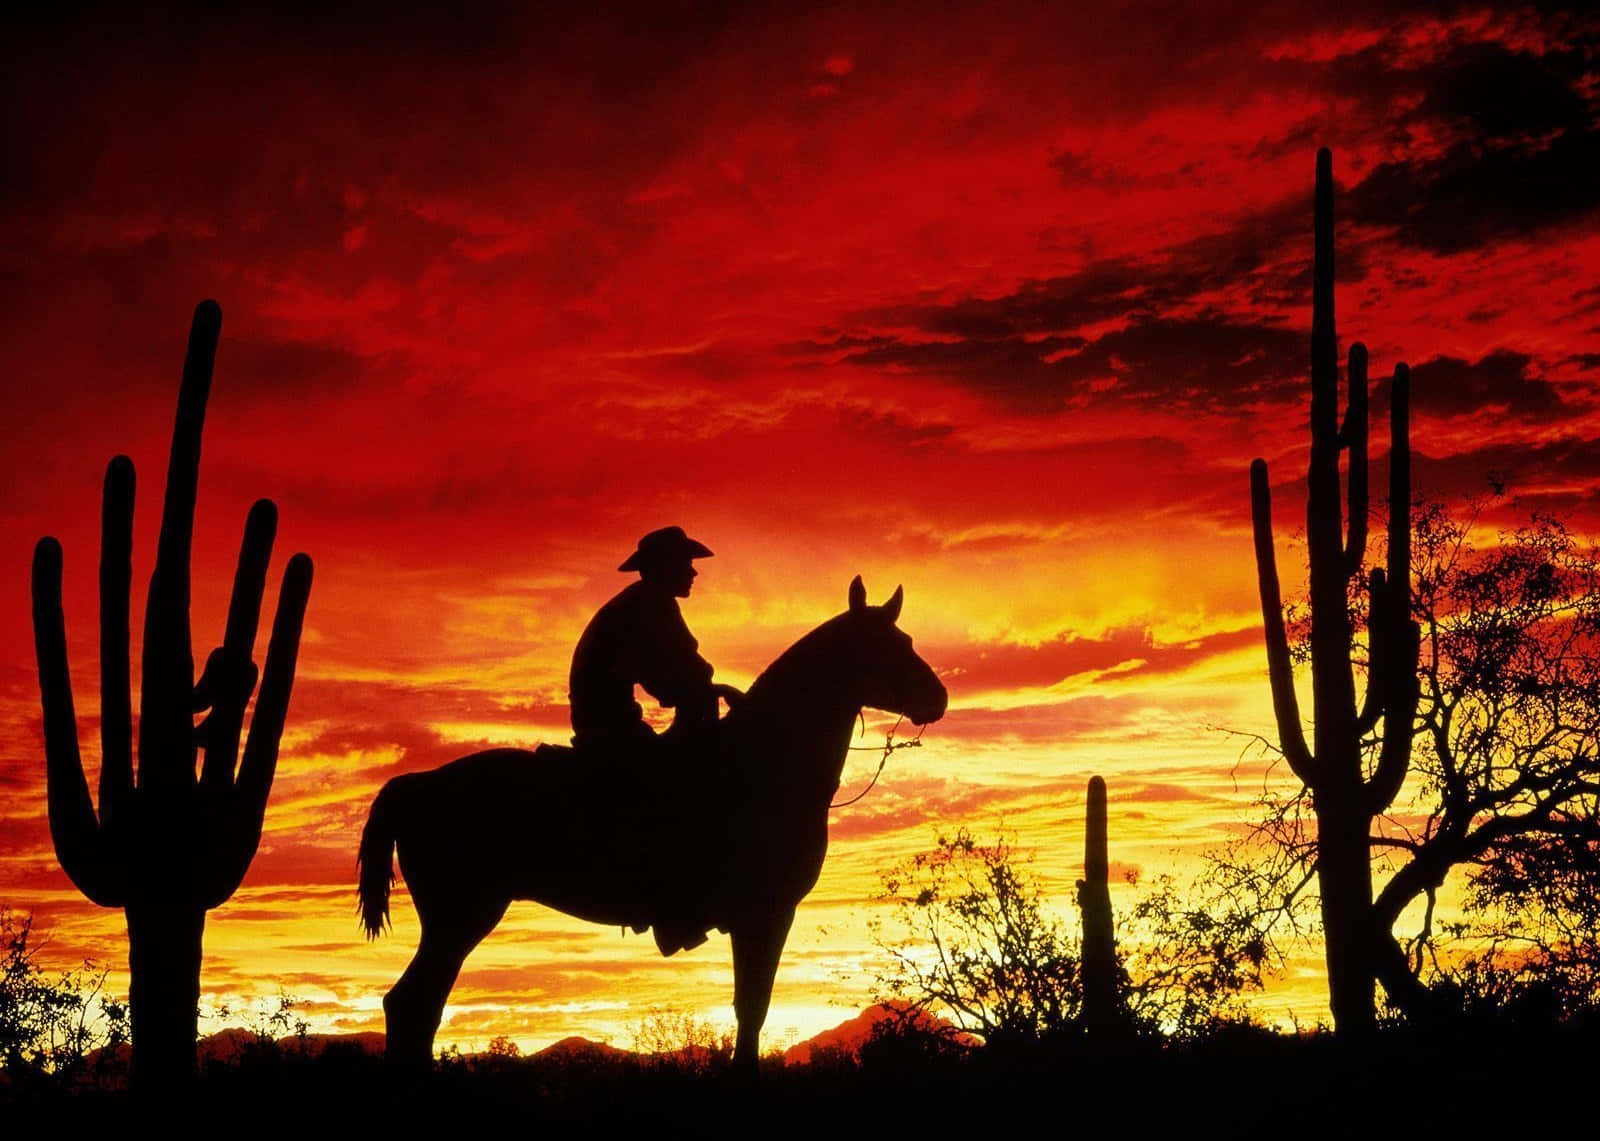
[77,1002,966,1078]
[781,1002,973,1065]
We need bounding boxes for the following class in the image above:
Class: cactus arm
[1367,364,1417,813]
[1368,620,1421,814]
[1386,364,1411,594]
[1251,460,1316,782]
[33,538,124,907]
[199,500,276,788]
[139,301,220,791]
[99,456,136,829]
[1342,343,1369,575]
[208,552,313,903]
[1355,568,1388,736]
[239,552,313,806]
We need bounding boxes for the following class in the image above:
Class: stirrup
[653,924,710,956]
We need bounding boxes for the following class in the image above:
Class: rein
[829,714,925,809]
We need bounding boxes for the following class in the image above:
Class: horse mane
[707,609,861,808]
[734,611,856,722]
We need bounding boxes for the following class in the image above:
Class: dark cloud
[221,337,378,397]
[1334,34,1600,254]
[838,336,1072,410]
[1407,350,1567,419]
[826,404,958,449]
[1082,316,1306,403]
[1048,150,1142,190]
[1347,131,1600,255]
[802,20,1599,421]
[836,313,1304,413]
[1404,441,1600,509]
[1416,42,1593,142]
[861,252,1203,342]
[813,179,1347,415]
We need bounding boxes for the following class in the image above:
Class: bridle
[829,713,926,809]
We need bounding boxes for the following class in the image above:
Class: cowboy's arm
[636,601,716,715]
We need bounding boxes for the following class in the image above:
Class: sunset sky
[3,2,1597,1052]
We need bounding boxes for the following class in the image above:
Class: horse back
[395,739,825,928]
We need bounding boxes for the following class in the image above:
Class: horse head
[843,575,947,726]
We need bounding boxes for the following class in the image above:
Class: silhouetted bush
[629,1006,735,1075]
[872,830,1267,1049]
[0,906,127,1084]
[855,1006,972,1074]
[873,829,1081,1046]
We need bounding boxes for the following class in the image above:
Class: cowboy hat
[618,526,714,572]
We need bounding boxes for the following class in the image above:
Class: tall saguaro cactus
[1249,150,1420,1035]
[1077,775,1119,1038]
[31,301,314,1085]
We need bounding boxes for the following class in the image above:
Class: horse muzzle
[907,682,948,726]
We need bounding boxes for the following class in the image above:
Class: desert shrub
[0,905,128,1081]
[629,1006,734,1075]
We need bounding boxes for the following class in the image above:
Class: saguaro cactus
[31,301,313,1085]
[1077,775,1119,1038]
[1249,150,1420,1035]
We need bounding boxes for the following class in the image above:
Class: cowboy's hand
[712,683,745,711]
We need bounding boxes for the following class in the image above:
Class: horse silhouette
[358,576,947,1071]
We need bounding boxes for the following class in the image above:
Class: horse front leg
[730,906,795,1075]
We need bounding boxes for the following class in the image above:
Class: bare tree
[1226,496,1600,1022]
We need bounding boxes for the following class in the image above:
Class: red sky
[2,2,1597,1049]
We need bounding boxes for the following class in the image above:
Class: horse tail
[358,777,410,940]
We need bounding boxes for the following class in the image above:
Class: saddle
[535,737,724,956]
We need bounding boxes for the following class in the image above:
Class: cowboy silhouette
[569,526,743,752]
[568,526,743,954]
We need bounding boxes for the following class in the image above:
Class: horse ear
[848,575,867,611]
[883,585,903,623]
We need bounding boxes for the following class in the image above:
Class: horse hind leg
[384,899,509,1069]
